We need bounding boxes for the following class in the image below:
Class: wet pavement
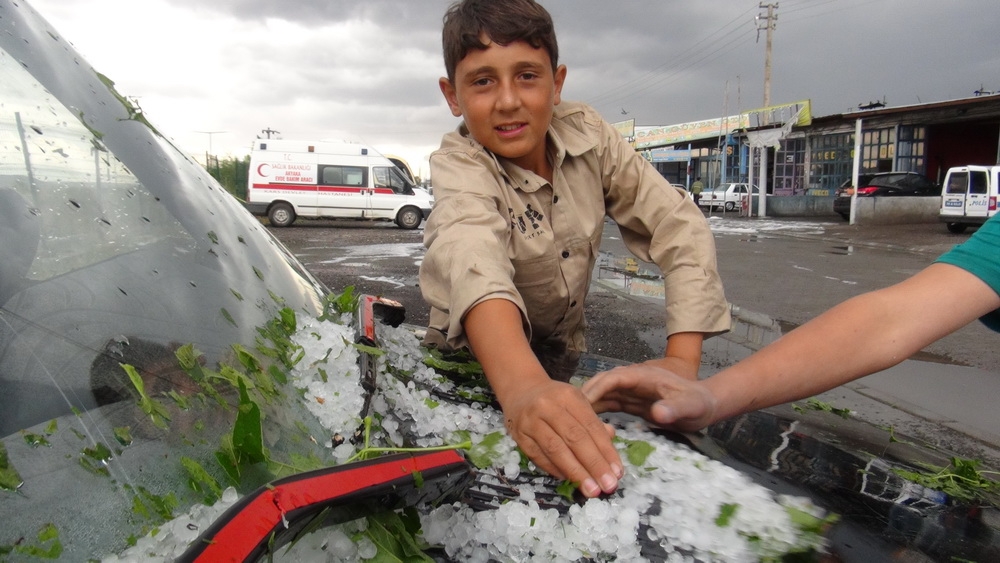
[268,215,1000,469]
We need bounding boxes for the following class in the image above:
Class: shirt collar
[462,108,596,193]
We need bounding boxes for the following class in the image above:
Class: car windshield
[1,2,330,557]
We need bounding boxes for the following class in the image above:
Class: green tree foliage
[205,155,251,200]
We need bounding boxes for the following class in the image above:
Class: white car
[700,182,760,211]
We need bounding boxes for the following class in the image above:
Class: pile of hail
[107,298,834,563]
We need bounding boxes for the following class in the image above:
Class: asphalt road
[268,214,1000,466]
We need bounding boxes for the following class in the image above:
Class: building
[630,93,1000,218]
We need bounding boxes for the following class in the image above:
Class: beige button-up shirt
[420,101,730,353]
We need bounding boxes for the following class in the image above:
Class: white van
[245,140,433,229]
[939,165,1000,233]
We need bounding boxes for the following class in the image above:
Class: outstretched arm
[584,263,1000,431]
[464,298,622,497]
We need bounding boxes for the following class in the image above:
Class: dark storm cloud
[164,0,1000,125]
[30,0,998,169]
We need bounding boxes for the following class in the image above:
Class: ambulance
[939,165,1000,233]
[244,139,433,229]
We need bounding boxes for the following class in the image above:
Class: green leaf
[233,343,263,373]
[279,307,297,333]
[715,503,739,527]
[556,480,578,501]
[114,426,134,447]
[803,398,851,419]
[317,286,359,320]
[891,456,1000,502]
[467,431,505,469]
[129,485,179,522]
[268,364,288,385]
[422,348,484,378]
[0,441,23,491]
[363,512,434,562]
[13,523,62,559]
[350,340,387,357]
[22,432,50,447]
[82,442,113,463]
[232,379,266,465]
[174,343,202,371]
[622,438,655,467]
[215,435,240,484]
[181,456,223,504]
[411,471,425,488]
[784,505,839,536]
[220,307,238,328]
[122,363,171,429]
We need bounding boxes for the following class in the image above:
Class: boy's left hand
[502,378,623,498]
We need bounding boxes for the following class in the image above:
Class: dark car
[833,171,940,220]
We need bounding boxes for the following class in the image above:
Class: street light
[196,130,226,156]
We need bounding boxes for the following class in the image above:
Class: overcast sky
[27,0,998,179]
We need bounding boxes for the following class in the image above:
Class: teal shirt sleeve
[935,214,1000,332]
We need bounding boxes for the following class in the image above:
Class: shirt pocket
[511,255,562,337]
[511,255,558,288]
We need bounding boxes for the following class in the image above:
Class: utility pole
[756,2,778,108]
[196,130,226,155]
[261,127,280,139]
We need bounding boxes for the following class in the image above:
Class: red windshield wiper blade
[178,450,473,563]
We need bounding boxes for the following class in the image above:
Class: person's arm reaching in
[583,263,1000,431]
[464,298,623,498]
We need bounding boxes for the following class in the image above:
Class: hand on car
[501,378,622,498]
[582,362,718,432]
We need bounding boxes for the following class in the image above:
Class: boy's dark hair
[442,0,559,83]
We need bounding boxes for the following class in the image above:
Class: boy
[583,216,1000,434]
[419,0,730,498]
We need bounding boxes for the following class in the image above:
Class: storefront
[628,94,1000,213]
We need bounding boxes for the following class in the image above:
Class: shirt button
[570,300,577,307]
[561,250,570,258]
[553,195,559,203]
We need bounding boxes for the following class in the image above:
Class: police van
[939,165,1000,233]
[245,140,433,229]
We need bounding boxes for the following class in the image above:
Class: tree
[206,155,251,200]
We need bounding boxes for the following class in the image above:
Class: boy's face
[440,36,566,177]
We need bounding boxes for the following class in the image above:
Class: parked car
[939,164,1000,233]
[700,182,760,211]
[833,171,939,220]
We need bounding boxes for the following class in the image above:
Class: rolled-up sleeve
[420,147,528,349]
[595,120,731,338]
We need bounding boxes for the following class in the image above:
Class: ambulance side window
[373,166,415,195]
[320,165,366,187]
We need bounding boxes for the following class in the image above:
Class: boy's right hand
[502,377,623,498]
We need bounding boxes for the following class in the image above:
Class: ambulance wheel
[396,206,422,230]
[268,203,296,227]
[946,222,967,234]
